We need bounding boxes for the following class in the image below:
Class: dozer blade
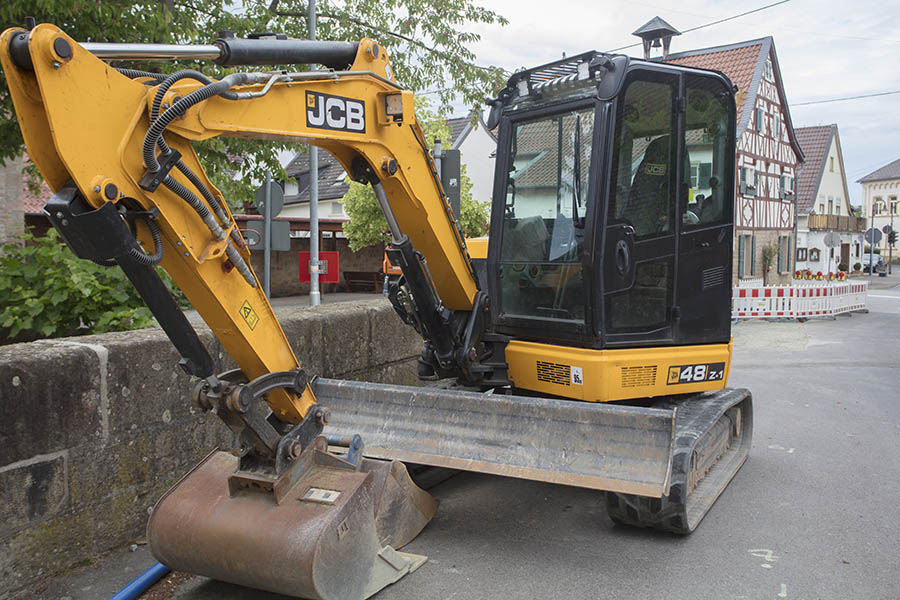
[313,379,677,498]
[147,436,436,600]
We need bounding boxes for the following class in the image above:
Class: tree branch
[266,0,501,74]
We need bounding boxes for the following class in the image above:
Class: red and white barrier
[732,280,868,319]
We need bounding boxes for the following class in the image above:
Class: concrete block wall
[0,298,422,598]
[0,157,25,244]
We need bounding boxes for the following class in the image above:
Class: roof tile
[794,125,834,214]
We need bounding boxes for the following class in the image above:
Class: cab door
[676,73,736,345]
[601,69,680,346]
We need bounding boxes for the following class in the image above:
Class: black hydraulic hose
[162,175,225,239]
[127,216,164,267]
[116,68,167,81]
[143,73,249,173]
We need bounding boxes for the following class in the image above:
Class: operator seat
[627,135,672,236]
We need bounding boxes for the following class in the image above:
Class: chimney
[632,16,681,60]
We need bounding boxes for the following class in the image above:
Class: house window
[740,166,758,196]
[828,197,834,214]
[755,107,765,133]
[780,174,794,200]
[891,196,898,215]
[797,247,808,261]
[874,197,884,215]
[773,114,781,139]
[765,59,774,80]
[829,157,834,172]
[809,248,821,262]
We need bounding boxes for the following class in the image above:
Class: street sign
[255,181,284,216]
[864,227,883,245]
[247,220,291,251]
[883,224,893,235]
[823,231,841,248]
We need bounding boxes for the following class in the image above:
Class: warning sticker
[302,487,341,504]
[239,300,259,330]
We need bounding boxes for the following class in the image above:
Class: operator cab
[485,52,736,350]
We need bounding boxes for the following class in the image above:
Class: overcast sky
[461,0,899,205]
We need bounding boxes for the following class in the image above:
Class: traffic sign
[247,220,291,251]
[823,231,841,248]
[255,181,285,216]
[883,224,893,235]
[865,227,883,245]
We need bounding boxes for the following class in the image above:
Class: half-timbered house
[664,37,804,283]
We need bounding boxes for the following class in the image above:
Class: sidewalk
[851,269,900,290]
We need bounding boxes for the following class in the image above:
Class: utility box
[298,251,339,283]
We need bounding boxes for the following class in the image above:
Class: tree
[1,0,507,202]
[342,99,489,251]
[761,242,779,286]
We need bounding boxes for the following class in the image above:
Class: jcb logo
[306,91,365,133]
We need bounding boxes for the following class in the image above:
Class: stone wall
[0,157,24,244]
[0,298,422,598]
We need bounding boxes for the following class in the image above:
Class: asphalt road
[48,280,900,600]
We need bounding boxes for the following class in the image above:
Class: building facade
[667,37,804,283]
[858,157,900,259]
[794,124,866,273]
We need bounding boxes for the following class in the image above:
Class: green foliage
[342,100,489,250]
[853,262,862,271]
[1,0,508,204]
[837,262,848,272]
[0,230,184,343]
[760,242,779,284]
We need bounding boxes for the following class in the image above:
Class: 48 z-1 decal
[666,362,726,385]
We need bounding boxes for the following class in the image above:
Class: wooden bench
[343,271,384,293]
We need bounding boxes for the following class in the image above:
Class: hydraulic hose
[143,73,249,173]
[116,68,167,81]
[127,216,164,267]
[162,175,225,240]
[109,562,170,600]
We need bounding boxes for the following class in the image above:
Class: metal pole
[888,212,897,275]
[264,170,272,298]
[308,0,321,306]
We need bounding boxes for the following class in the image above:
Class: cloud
[464,0,900,203]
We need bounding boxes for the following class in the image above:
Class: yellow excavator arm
[1,23,478,425]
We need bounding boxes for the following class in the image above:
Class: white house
[794,124,866,273]
[858,157,900,258]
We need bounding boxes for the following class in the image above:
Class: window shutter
[751,235,757,275]
[738,235,745,278]
[756,107,764,132]
[787,237,792,272]
[777,237,784,273]
[739,166,746,194]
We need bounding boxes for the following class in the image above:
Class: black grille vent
[621,365,657,387]
[536,361,571,386]
[702,265,727,290]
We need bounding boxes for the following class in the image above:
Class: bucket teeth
[148,437,435,599]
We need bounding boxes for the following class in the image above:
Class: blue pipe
[110,562,171,600]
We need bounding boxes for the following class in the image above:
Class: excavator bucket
[315,379,678,498]
[147,437,436,600]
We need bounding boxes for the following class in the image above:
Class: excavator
[1,22,752,600]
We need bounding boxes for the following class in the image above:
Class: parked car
[862,254,885,273]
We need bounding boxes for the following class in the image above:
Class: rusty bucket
[148,437,436,599]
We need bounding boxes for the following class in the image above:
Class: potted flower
[793,269,803,280]
[815,271,823,280]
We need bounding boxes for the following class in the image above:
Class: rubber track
[605,387,753,534]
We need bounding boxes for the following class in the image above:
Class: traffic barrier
[732,280,868,319]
